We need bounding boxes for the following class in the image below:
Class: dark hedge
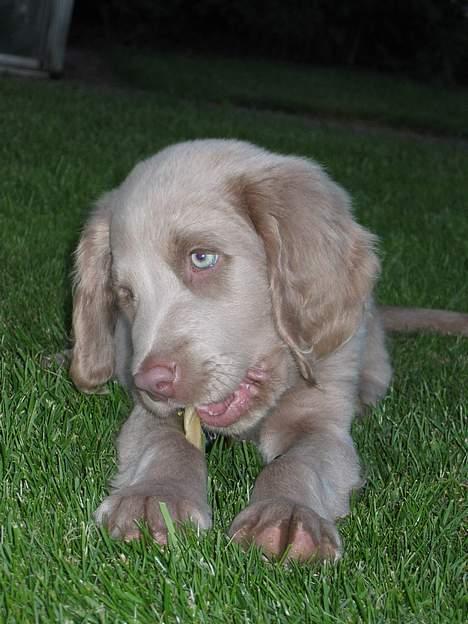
[71,0,468,85]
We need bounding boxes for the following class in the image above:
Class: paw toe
[230,500,341,562]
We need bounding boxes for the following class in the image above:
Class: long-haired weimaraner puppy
[69,140,467,561]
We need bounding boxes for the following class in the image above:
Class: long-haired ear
[234,157,380,382]
[69,192,116,393]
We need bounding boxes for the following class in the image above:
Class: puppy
[70,140,467,561]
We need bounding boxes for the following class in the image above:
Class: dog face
[111,151,291,432]
[70,140,378,434]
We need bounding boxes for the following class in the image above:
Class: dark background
[70,0,468,86]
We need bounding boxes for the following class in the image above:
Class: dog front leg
[95,405,211,543]
[229,412,361,561]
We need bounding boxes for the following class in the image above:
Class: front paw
[95,488,211,544]
[229,498,341,562]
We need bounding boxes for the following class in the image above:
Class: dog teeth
[183,406,204,451]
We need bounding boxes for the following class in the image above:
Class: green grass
[0,65,467,622]
[109,48,468,138]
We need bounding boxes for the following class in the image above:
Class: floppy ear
[234,157,379,382]
[69,192,116,393]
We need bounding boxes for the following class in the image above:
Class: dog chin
[136,392,178,418]
[211,403,271,437]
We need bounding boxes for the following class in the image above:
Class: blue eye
[190,251,219,270]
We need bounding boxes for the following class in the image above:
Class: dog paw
[95,491,211,543]
[229,498,341,562]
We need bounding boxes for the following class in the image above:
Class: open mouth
[196,367,267,429]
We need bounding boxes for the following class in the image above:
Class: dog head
[70,140,378,433]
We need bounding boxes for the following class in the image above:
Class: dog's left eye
[190,251,219,270]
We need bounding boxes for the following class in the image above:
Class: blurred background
[1,0,467,85]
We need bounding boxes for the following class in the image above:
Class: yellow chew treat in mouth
[183,406,204,450]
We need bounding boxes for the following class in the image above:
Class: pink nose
[133,360,177,400]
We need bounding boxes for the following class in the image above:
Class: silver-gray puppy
[70,139,467,561]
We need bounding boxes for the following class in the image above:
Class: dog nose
[133,360,177,399]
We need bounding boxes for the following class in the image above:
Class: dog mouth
[196,367,268,429]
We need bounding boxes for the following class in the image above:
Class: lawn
[0,55,467,623]
[108,48,468,138]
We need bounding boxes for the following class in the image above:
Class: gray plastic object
[0,0,74,77]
